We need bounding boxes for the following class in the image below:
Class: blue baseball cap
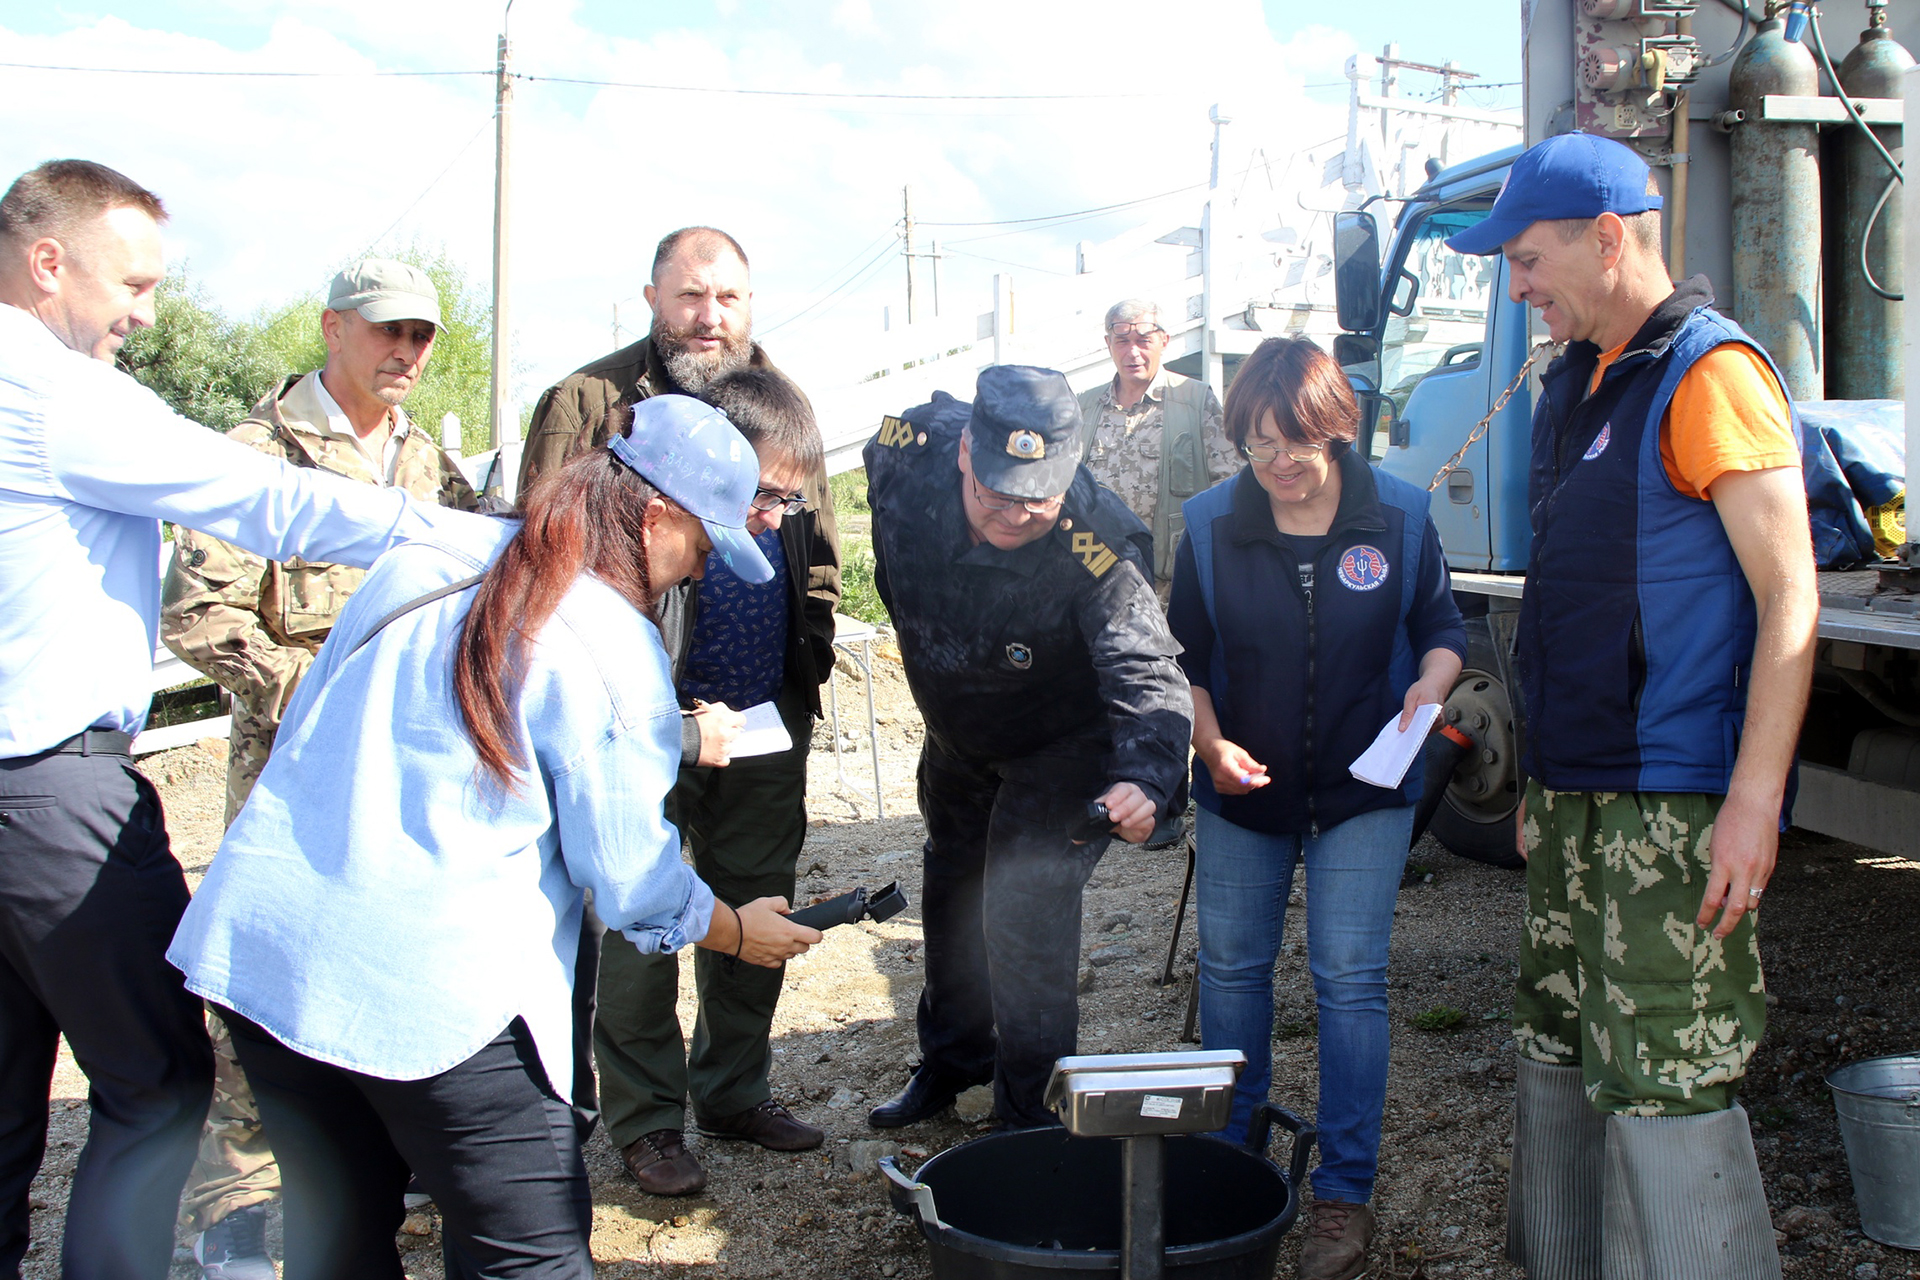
[608,395,774,584]
[1445,133,1663,257]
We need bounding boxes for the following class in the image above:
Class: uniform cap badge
[1005,642,1034,669]
[1005,429,1046,460]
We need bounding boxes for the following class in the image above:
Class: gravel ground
[20,641,1920,1279]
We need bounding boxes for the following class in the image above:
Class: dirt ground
[21,640,1920,1279]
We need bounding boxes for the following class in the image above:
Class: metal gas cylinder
[1833,0,1911,400]
[1729,8,1825,399]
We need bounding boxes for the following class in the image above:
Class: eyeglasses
[749,488,809,516]
[970,475,1062,516]
[1106,323,1166,348]
[1242,439,1326,464]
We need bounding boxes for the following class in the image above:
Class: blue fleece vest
[1184,463,1433,832]
[1519,305,1794,794]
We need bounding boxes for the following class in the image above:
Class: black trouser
[915,743,1110,1128]
[223,1011,590,1280]
[0,735,214,1280]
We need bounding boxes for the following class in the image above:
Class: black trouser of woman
[221,1008,591,1280]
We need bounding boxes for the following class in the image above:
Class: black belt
[51,729,134,757]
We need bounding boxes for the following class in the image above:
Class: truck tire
[1429,619,1525,869]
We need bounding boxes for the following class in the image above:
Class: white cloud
[0,3,1443,415]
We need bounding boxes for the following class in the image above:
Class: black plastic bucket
[881,1103,1314,1280]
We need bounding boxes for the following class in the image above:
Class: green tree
[116,274,282,432]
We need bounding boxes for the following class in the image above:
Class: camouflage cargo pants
[1512,783,1766,1116]
[178,1010,278,1234]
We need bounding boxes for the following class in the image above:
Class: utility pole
[1201,103,1231,400]
[612,303,621,349]
[930,238,940,319]
[489,0,516,448]
[902,185,917,326]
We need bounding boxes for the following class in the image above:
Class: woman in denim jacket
[169,396,819,1276]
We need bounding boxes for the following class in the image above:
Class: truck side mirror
[1355,390,1403,454]
[1333,211,1383,334]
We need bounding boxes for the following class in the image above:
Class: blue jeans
[1194,803,1412,1204]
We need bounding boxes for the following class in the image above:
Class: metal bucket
[1827,1053,1920,1249]
[880,1103,1314,1280]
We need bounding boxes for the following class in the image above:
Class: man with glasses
[863,365,1193,1130]
[1076,300,1236,599]
[518,234,841,1197]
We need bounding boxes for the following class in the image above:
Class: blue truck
[1326,0,1920,865]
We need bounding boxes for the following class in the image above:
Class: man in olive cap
[162,257,479,1277]
[861,365,1193,1129]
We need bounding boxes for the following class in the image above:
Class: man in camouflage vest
[160,259,479,1278]
[1074,299,1236,599]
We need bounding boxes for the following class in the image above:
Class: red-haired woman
[169,396,820,1277]
[1168,338,1466,1280]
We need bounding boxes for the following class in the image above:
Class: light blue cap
[608,395,773,584]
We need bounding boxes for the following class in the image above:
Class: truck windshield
[1380,207,1496,410]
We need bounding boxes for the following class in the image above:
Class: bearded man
[519,226,765,483]
[517,227,842,1196]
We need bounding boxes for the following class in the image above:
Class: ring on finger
[1748,887,1763,899]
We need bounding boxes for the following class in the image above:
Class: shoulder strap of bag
[346,573,485,659]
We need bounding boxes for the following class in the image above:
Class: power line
[759,240,901,337]
[918,182,1206,229]
[356,115,495,257]
[0,60,487,78]
[510,73,1167,102]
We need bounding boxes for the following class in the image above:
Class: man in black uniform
[864,365,1193,1130]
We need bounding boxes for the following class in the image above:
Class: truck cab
[1331,149,1533,865]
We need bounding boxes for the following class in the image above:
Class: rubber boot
[1507,1059,1606,1279]
[1600,1105,1782,1280]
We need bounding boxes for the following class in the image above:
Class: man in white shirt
[0,159,469,1278]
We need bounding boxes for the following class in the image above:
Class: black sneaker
[193,1203,274,1280]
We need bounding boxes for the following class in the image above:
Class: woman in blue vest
[1168,338,1465,1279]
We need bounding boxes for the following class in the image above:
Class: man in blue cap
[861,365,1193,1130]
[1447,133,1815,1278]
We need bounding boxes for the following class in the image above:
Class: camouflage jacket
[1075,370,1235,585]
[162,372,479,818]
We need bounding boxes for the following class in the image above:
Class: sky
[0,0,1524,419]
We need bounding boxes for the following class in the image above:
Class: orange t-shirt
[1588,341,1799,499]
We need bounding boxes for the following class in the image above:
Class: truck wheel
[1429,623,1525,869]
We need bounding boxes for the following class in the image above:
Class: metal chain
[1427,341,1558,492]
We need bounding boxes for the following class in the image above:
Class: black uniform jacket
[864,391,1193,815]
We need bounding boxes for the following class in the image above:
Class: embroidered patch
[1070,531,1120,577]
[1583,423,1611,461]
[876,416,917,449]
[1005,642,1034,669]
[1337,545,1390,592]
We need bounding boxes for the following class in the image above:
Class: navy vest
[1519,292,1796,794]
[1183,460,1433,834]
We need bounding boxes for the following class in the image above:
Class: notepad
[1348,703,1443,789]
[729,701,793,759]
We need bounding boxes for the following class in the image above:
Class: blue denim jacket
[169,515,712,1092]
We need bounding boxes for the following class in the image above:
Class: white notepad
[729,701,793,759]
[1348,703,1443,789]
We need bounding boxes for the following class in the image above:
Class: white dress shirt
[309,371,410,484]
[0,303,469,757]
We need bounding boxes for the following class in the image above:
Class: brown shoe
[621,1128,707,1196]
[1298,1199,1375,1280]
[695,1099,825,1152]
